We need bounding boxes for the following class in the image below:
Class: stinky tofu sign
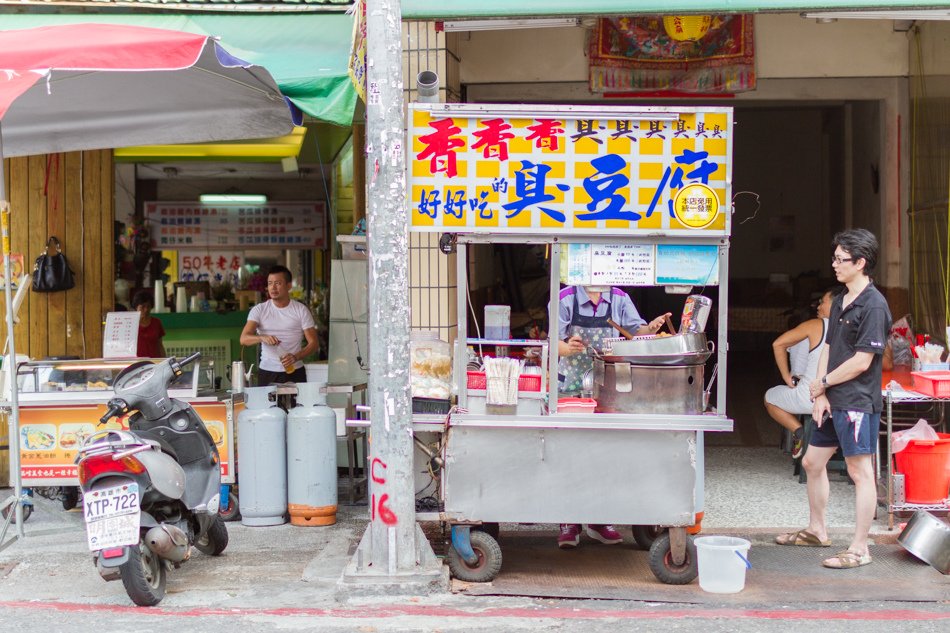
[408,104,732,236]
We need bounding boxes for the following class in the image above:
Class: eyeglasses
[831,256,853,265]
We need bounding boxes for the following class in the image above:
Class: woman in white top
[764,288,838,458]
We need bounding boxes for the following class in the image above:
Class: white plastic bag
[892,418,939,453]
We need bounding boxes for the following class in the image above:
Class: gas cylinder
[287,381,338,526]
[237,386,287,526]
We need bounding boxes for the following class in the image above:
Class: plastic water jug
[695,536,752,593]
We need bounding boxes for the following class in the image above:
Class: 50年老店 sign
[408,104,732,237]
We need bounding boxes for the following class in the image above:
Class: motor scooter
[76,353,227,606]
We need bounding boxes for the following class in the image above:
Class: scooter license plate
[83,482,141,551]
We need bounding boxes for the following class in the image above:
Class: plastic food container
[467,371,541,392]
[410,331,452,400]
[556,397,597,414]
[911,371,950,398]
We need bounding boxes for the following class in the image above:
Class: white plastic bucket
[305,362,329,385]
[695,536,752,594]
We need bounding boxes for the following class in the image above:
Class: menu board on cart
[9,401,238,487]
[562,243,655,286]
[408,104,732,237]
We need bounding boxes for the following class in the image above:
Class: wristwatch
[821,375,829,388]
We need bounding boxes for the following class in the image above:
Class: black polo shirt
[825,282,892,413]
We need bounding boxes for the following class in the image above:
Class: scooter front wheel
[120,541,166,606]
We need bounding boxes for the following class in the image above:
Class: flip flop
[822,549,872,569]
[774,529,832,547]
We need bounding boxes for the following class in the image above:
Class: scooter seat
[133,430,178,461]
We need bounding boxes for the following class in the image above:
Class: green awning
[0,13,356,127]
[402,1,950,19]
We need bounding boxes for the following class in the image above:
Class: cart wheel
[447,530,502,583]
[2,503,32,523]
[631,525,667,551]
[219,491,241,522]
[474,522,500,540]
[648,533,698,585]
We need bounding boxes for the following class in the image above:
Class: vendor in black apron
[554,284,671,549]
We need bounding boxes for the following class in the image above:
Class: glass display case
[13,358,200,402]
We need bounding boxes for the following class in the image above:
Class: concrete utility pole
[342,0,444,593]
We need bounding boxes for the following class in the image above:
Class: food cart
[6,358,238,502]
[406,103,734,583]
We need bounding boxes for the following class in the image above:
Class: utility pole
[342,0,444,592]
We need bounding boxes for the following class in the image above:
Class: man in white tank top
[240,265,318,386]
[764,288,837,458]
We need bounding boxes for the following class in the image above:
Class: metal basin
[593,360,704,415]
[897,510,950,574]
[600,333,713,365]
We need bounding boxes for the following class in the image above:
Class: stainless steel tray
[598,350,713,366]
[602,332,711,357]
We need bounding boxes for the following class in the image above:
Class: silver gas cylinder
[287,381,338,526]
[237,386,287,526]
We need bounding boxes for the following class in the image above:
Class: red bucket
[894,432,950,503]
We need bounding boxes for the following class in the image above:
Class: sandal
[822,549,872,569]
[775,529,832,547]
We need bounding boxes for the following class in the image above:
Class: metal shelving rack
[884,387,950,529]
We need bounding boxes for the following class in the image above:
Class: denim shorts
[810,409,880,457]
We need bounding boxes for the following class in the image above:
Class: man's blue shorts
[810,409,881,457]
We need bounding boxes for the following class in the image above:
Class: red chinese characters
[416,118,465,177]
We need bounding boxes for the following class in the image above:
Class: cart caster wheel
[631,525,667,551]
[2,503,32,523]
[219,491,241,522]
[447,530,502,583]
[648,533,698,585]
[474,522,500,540]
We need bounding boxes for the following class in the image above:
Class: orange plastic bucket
[894,432,950,503]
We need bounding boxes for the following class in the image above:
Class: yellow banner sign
[10,402,236,486]
[409,105,732,236]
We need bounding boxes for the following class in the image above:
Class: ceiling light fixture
[199,194,268,204]
[802,10,950,21]
[439,18,580,32]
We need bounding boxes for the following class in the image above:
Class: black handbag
[32,236,75,293]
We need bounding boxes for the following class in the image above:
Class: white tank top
[788,318,828,379]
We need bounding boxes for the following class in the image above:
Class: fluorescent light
[441,18,580,32]
[801,10,950,21]
[199,194,268,204]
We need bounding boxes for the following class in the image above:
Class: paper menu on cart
[562,243,655,286]
[103,311,140,359]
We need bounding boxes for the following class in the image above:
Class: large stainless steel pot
[601,333,713,365]
[898,510,950,574]
[593,360,704,415]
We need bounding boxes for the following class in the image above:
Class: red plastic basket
[911,371,950,398]
[894,432,950,503]
[466,371,541,392]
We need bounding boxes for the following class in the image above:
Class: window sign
[409,104,732,237]
[655,244,720,286]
